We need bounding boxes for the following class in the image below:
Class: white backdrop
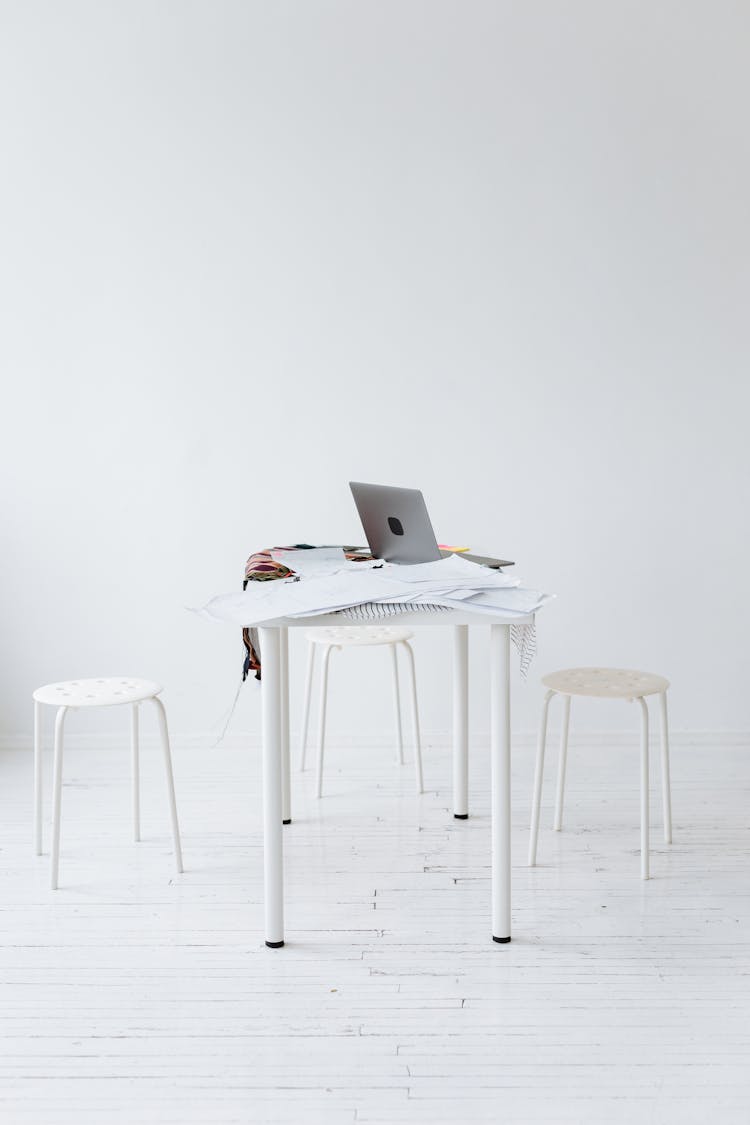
[2,0,748,746]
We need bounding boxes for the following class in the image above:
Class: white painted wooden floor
[1,735,749,1124]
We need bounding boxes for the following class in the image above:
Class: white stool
[298,626,424,798]
[33,678,184,889]
[528,668,672,879]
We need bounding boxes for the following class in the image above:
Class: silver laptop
[349,482,442,564]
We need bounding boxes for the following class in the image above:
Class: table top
[259,610,535,628]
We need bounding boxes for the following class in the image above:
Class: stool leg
[34,700,43,855]
[151,696,183,874]
[553,695,571,831]
[298,642,315,772]
[390,644,404,765]
[315,646,333,799]
[50,707,68,890]
[638,697,650,880]
[400,641,423,794]
[280,627,291,824]
[131,704,141,842]
[529,690,554,866]
[659,691,672,844]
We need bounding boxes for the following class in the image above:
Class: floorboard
[0,738,748,1123]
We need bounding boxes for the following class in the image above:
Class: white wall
[2,0,748,745]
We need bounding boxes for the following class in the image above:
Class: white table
[257,610,533,948]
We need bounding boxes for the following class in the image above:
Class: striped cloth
[340,601,536,679]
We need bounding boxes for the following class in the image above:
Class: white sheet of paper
[193,554,552,625]
[270,547,345,576]
[270,547,385,578]
[379,555,519,589]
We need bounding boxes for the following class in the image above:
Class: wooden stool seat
[541,667,669,700]
[529,667,673,880]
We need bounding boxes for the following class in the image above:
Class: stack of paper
[193,551,552,626]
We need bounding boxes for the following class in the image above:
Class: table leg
[280,626,291,825]
[259,626,285,948]
[452,625,469,819]
[490,623,511,943]
[34,700,43,855]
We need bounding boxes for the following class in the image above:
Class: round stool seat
[33,677,163,708]
[304,626,413,647]
[541,667,669,700]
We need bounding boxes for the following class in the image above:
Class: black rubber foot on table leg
[493,935,511,944]
[282,819,291,825]
[265,940,285,948]
[454,813,469,820]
